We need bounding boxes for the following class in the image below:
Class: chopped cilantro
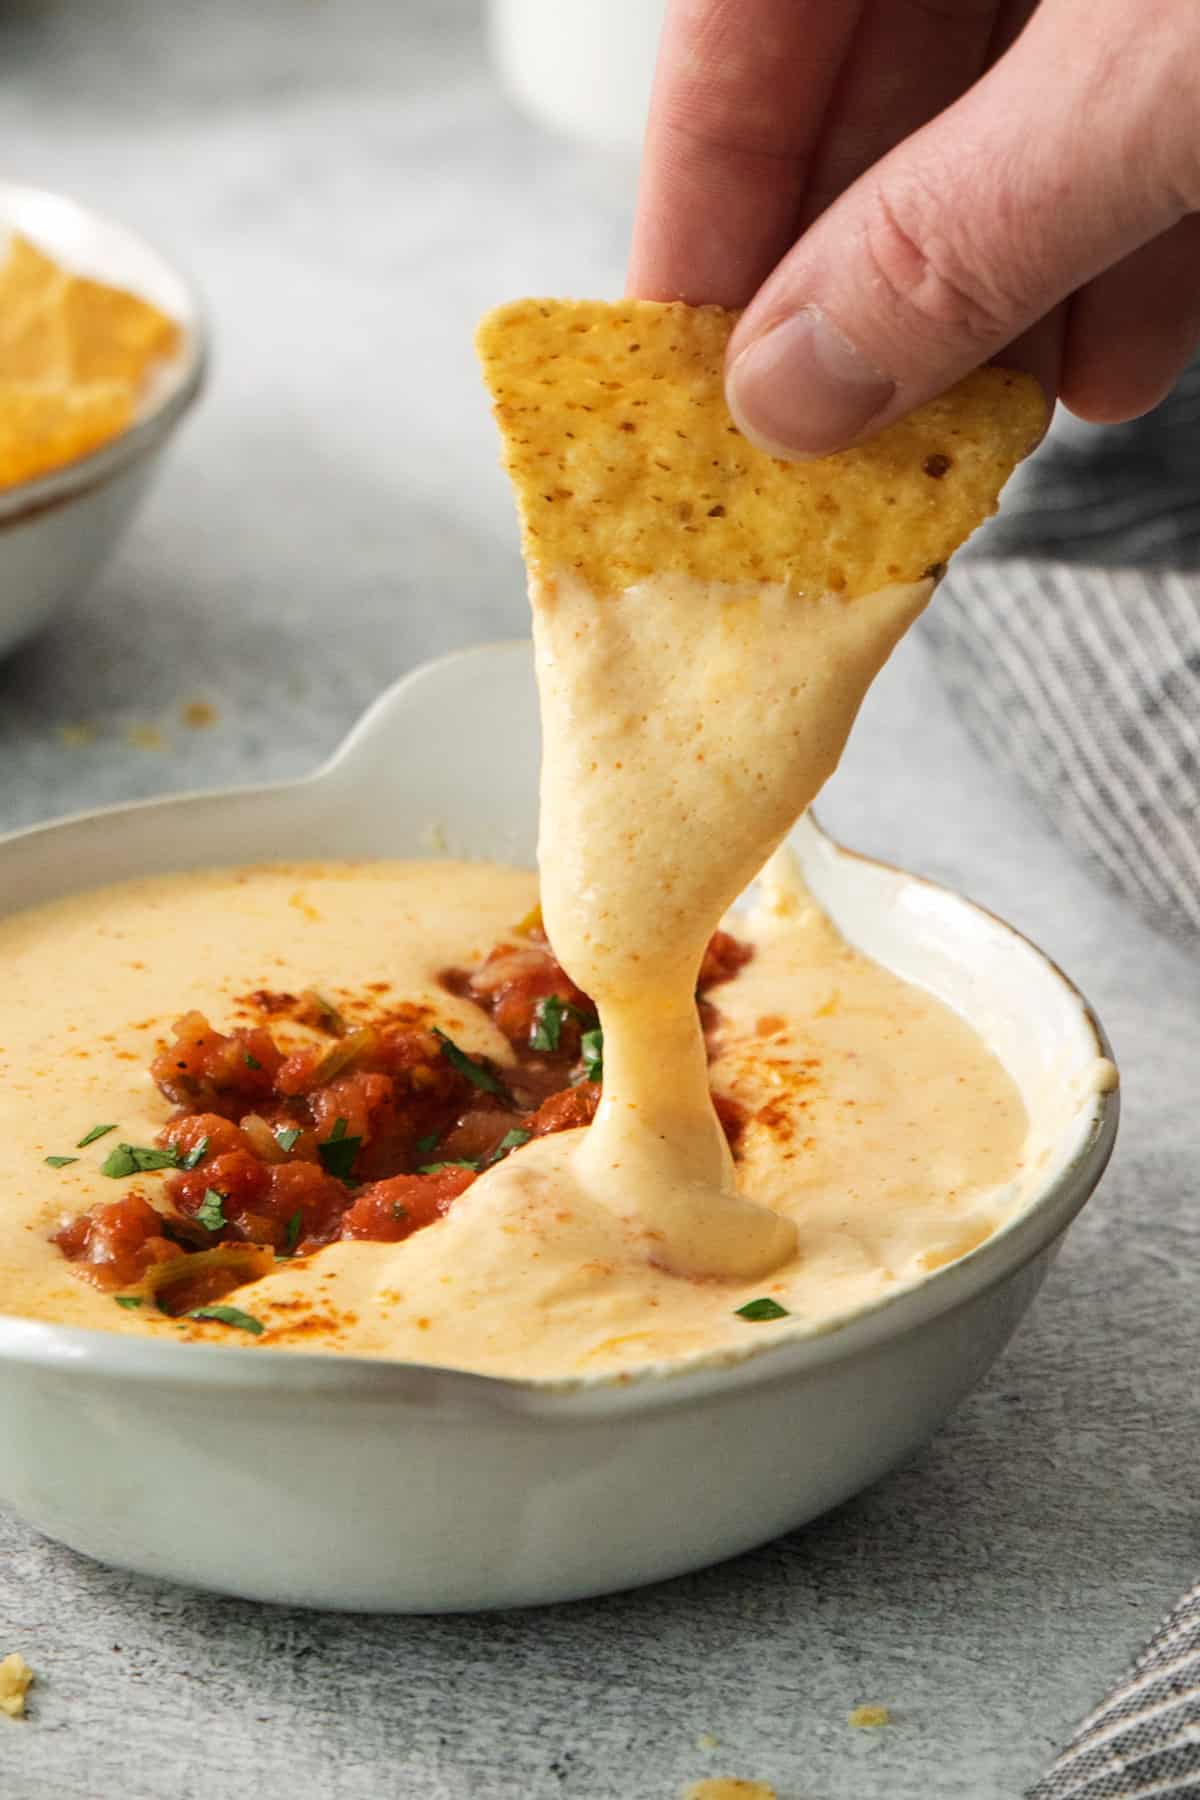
[418,1159,481,1174]
[101,1142,180,1179]
[317,1116,362,1181]
[188,1304,265,1336]
[532,995,595,1053]
[244,1052,263,1071]
[77,1123,117,1148]
[734,1297,790,1322]
[114,1295,143,1310]
[487,1127,532,1166]
[414,1132,440,1155]
[179,1134,210,1171]
[44,1155,78,1168]
[580,1026,604,1083]
[275,1126,301,1153]
[195,1188,227,1233]
[531,993,566,1052]
[283,1210,303,1254]
[433,1027,509,1098]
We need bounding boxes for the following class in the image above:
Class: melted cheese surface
[0,854,1030,1377]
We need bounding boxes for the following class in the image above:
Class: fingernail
[727,308,895,458]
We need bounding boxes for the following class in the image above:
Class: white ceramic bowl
[0,183,206,657]
[0,644,1118,1612]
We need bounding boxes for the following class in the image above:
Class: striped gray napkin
[1027,1582,1200,1798]
[920,367,1200,1796]
[923,363,1200,949]
[924,557,1200,942]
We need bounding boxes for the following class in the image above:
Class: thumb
[725,3,1191,457]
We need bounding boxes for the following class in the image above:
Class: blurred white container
[488,0,667,154]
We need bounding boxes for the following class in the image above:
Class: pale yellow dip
[0,853,1028,1378]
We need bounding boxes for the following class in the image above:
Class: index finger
[627,0,867,307]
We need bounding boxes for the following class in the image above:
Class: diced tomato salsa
[53,921,750,1304]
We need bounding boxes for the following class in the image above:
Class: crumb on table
[181,699,218,729]
[0,1654,34,1718]
[57,722,96,748]
[848,1703,891,1729]
[125,723,166,752]
[682,1782,776,1800]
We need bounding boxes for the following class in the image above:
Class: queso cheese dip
[0,854,1029,1376]
[0,298,1052,1378]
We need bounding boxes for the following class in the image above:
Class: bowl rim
[0,180,208,524]
[0,642,1120,1415]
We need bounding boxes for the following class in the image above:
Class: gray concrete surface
[0,4,1195,1796]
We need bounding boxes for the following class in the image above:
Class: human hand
[629,0,1200,456]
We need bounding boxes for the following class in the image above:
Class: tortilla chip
[60,275,181,385]
[0,233,180,485]
[0,380,134,488]
[0,299,72,382]
[0,234,71,380]
[477,298,1045,599]
[0,232,65,312]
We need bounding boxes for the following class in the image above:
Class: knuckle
[861,179,1017,349]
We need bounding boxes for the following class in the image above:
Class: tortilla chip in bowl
[0,182,206,658]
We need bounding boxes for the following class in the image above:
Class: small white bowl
[0,644,1118,1611]
[0,182,206,657]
